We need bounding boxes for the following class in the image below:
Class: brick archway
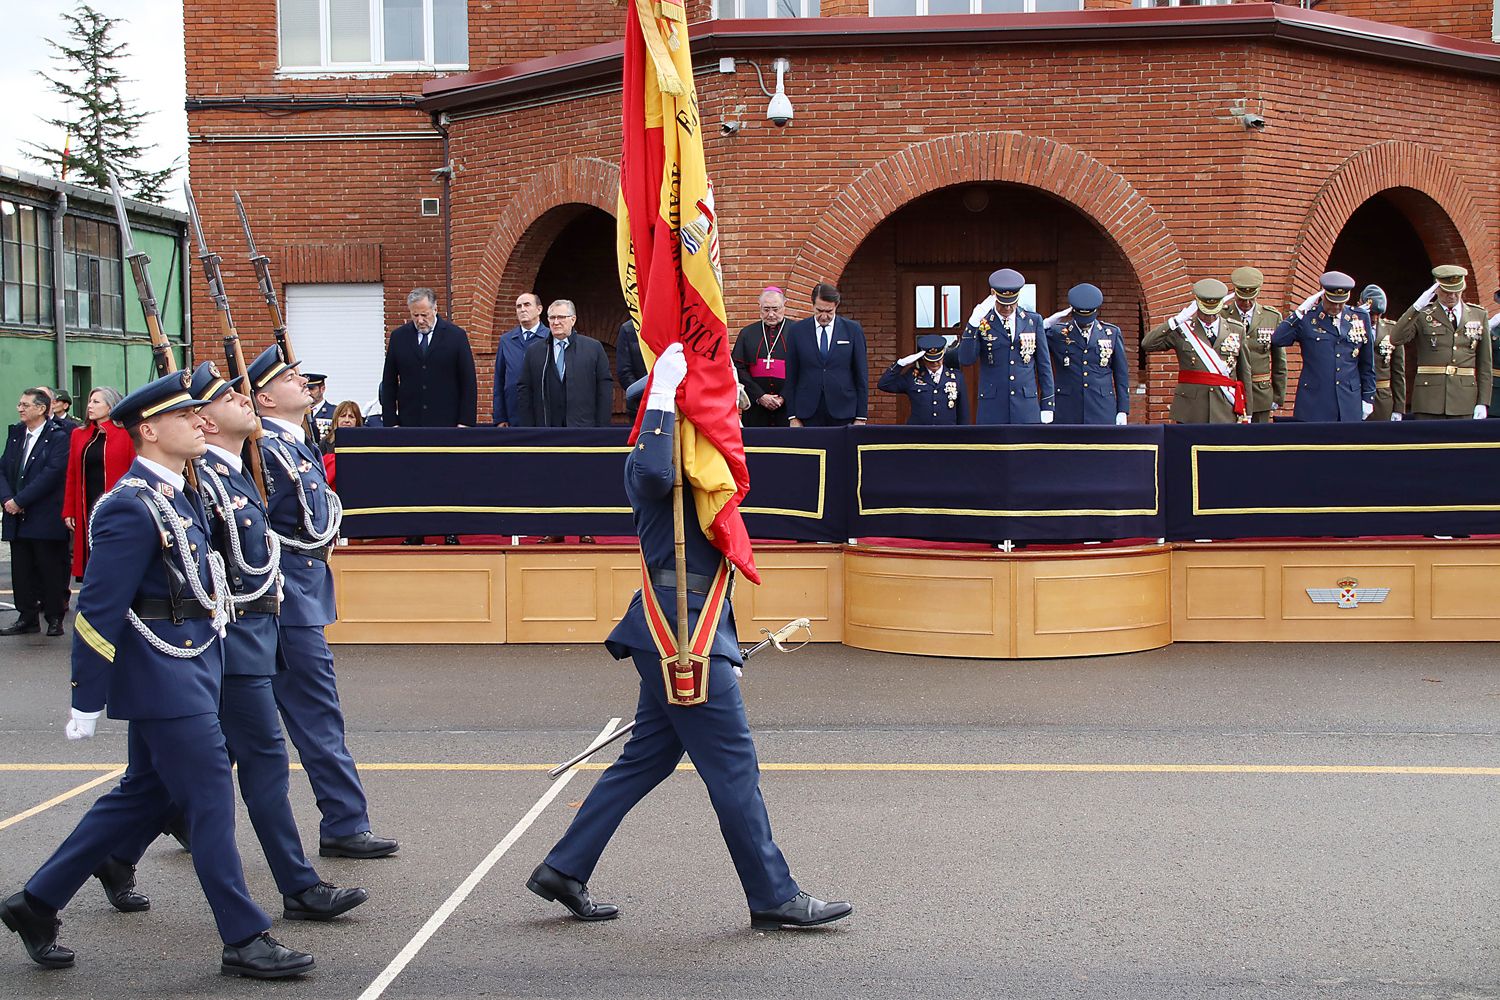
[787,132,1189,321]
[1291,141,1493,297]
[469,157,619,344]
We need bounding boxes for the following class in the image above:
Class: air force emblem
[1306,578,1390,610]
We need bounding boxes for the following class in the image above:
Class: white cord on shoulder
[266,440,342,549]
[196,462,281,604]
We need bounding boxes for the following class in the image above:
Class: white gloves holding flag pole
[65,708,101,740]
[646,343,687,412]
[968,294,997,328]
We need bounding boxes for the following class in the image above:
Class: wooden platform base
[325,539,1500,655]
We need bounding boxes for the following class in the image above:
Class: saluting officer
[1389,264,1493,419]
[1271,271,1376,422]
[959,268,1055,424]
[528,345,851,931]
[0,372,315,978]
[1490,289,1500,416]
[1359,284,1407,421]
[1143,278,1253,423]
[877,334,967,425]
[107,363,369,924]
[248,346,398,860]
[1226,267,1286,423]
[1042,283,1130,425]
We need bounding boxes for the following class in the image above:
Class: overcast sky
[0,1,187,207]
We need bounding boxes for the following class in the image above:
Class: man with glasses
[492,292,548,426]
[516,299,615,428]
[0,389,71,636]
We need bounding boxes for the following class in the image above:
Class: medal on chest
[1465,320,1483,345]
[1019,329,1036,364]
[1257,326,1273,350]
[1098,338,1113,368]
[1347,317,1367,345]
[1378,336,1394,362]
[1220,331,1241,357]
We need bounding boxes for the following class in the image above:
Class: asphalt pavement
[1,627,1499,999]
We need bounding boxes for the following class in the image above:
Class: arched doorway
[1325,188,1469,316]
[839,183,1147,424]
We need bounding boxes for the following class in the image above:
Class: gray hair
[548,299,577,318]
[407,287,437,308]
[90,386,124,417]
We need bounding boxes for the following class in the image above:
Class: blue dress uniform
[1271,272,1376,422]
[541,406,800,914]
[958,268,1055,424]
[1047,283,1130,425]
[876,336,968,425]
[11,374,272,954]
[246,347,381,850]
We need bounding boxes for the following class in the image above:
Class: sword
[546,617,812,780]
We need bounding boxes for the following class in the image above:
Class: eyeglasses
[547,315,572,321]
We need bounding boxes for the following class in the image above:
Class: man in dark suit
[378,287,477,427]
[1,388,72,636]
[783,283,868,427]
[516,299,615,428]
[616,319,646,423]
[491,292,547,426]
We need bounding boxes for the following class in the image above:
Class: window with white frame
[872,0,1081,13]
[278,0,468,72]
[714,0,820,14]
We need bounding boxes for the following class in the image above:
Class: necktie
[555,339,567,379]
[419,331,430,354]
[819,325,830,358]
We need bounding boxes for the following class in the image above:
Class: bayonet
[107,168,172,379]
[234,191,313,439]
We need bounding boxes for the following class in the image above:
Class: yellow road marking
[0,767,126,832]
[6,763,1500,776]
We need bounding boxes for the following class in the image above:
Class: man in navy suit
[0,371,315,977]
[0,387,72,636]
[527,346,852,931]
[1272,271,1376,422]
[379,287,477,427]
[784,283,868,427]
[491,291,547,426]
[515,299,615,428]
[960,268,1056,425]
[1043,283,1131,425]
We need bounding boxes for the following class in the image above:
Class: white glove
[65,708,101,740]
[1390,412,1403,421]
[1361,401,1374,419]
[1475,405,1488,420]
[1295,291,1321,318]
[1489,312,1500,333]
[1115,412,1128,426]
[1043,308,1071,331]
[646,343,687,412]
[967,294,996,327]
[1039,410,1054,425]
[1413,282,1439,311]
[896,351,923,366]
[1170,302,1196,329]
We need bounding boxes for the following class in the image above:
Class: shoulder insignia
[215,463,229,474]
[156,482,175,499]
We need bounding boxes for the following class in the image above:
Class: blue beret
[112,370,201,427]
[246,345,299,391]
[988,269,1025,297]
[1067,283,1103,313]
[188,361,242,404]
[1359,284,1387,314]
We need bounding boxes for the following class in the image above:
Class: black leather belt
[234,594,280,616]
[132,599,211,621]
[649,567,714,595]
[299,544,332,563]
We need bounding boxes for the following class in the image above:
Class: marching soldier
[1226,267,1286,423]
[1142,278,1253,423]
[1389,264,1492,419]
[1042,283,1130,425]
[528,345,852,931]
[1359,284,1407,421]
[108,363,370,923]
[0,372,315,978]
[876,334,967,425]
[248,347,398,860]
[1271,271,1376,422]
[958,268,1055,425]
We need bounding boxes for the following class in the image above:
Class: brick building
[186,1,1500,423]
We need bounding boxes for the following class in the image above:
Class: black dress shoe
[0,620,40,636]
[526,862,618,921]
[318,831,398,859]
[94,858,150,913]
[220,933,315,979]
[163,814,191,852]
[0,892,74,969]
[45,619,64,637]
[750,891,853,930]
[283,881,369,921]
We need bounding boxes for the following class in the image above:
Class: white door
[283,283,387,412]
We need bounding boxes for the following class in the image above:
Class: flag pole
[672,405,690,667]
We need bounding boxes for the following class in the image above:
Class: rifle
[108,169,198,491]
[234,191,315,441]
[184,182,268,502]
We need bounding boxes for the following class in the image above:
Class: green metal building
[0,164,189,414]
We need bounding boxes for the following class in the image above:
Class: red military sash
[1177,369,1247,416]
[638,555,732,707]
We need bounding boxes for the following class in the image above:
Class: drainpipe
[432,111,454,318]
[51,192,67,392]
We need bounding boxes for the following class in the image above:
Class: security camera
[766,57,793,128]
[1238,112,1267,130]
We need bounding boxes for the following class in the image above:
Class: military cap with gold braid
[1193,278,1229,315]
[1433,264,1467,293]
[246,344,301,392]
[1319,271,1356,304]
[1230,266,1263,300]
[916,333,949,360]
[988,268,1026,306]
[111,370,204,427]
[188,360,244,404]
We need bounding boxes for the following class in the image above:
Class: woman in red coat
[62,386,136,578]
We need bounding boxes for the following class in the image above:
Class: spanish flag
[617,0,759,585]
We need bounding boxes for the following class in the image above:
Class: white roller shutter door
[283,283,387,412]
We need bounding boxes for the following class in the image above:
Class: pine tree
[24,3,175,203]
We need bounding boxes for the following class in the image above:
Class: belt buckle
[1447,364,1457,376]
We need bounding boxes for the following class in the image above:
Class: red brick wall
[1308,1,1497,41]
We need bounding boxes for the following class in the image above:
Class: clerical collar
[265,416,305,444]
[137,456,186,490]
[205,443,243,473]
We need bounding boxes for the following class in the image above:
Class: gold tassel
[633,0,685,96]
